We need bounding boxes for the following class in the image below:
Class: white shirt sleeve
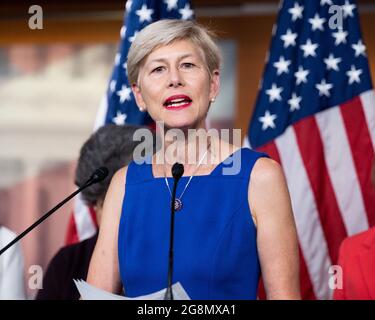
[0,227,26,300]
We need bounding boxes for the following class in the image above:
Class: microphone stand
[0,167,108,256]
[164,163,183,300]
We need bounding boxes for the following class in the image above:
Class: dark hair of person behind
[75,124,154,206]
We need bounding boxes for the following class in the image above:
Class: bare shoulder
[86,165,129,293]
[248,157,291,219]
[110,165,129,187]
[248,158,300,299]
[250,157,285,185]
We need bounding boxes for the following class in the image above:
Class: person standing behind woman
[87,19,300,300]
[0,225,26,299]
[35,124,154,300]
[333,160,375,300]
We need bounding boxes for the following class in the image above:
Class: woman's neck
[152,132,239,177]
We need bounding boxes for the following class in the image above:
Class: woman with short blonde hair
[127,19,221,85]
[87,19,301,300]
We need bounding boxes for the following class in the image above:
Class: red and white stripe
[65,194,97,245]
[362,90,375,150]
[246,89,375,299]
[316,103,369,234]
[276,126,334,300]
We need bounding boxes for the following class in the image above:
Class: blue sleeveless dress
[118,148,268,299]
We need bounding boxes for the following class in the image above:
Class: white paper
[74,280,191,300]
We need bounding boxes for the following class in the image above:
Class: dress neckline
[148,147,244,179]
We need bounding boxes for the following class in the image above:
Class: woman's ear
[209,69,220,101]
[131,83,147,111]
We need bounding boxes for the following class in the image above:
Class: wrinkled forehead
[142,39,206,67]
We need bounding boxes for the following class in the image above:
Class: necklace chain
[163,143,211,208]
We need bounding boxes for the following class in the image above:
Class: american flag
[246,0,375,299]
[65,0,194,244]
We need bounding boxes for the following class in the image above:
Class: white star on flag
[179,3,194,20]
[324,54,342,71]
[259,110,277,130]
[164,0,178,11]
[288,93,302,111]
[280,29,297,48]
[320,0,332,5]
[309,13,326,31]
[110,80,117,93]
[113,111,127,125]
[342,0,356,18]
[122,62,127,70]
[120,26,126,39]
[352,39,366,57]
[294,66,310,85]
[273,56,291,75]
[332,29,348,45]
[266,83,283,102]
[316,79,333,97]
[114,53,121,66]
[129,31,139,43]
[288,3,304,21]
[126,0,133,13]
[346,65,363,84]
[136,4,154,23]
[117,85,132,103]
[300,39,319,57]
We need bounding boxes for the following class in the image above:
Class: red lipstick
[163,95,192,110]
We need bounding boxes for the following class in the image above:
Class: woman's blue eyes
[151,63,195,74]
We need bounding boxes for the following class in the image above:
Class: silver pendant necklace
[164,144,210,212]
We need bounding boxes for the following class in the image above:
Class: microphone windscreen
[172,163,184,179]
[89,167,109,184]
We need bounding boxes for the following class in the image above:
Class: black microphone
[0,167,109,256]
[86,167,109,185]
[164,162,184,300]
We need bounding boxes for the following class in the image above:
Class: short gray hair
[127,19,222,85]
[75,124,156,206]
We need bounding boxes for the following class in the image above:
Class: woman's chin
[162,116,200,131]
